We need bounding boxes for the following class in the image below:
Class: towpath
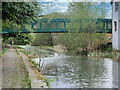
[2,46,25,88]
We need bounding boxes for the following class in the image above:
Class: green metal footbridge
[2,18,112,33]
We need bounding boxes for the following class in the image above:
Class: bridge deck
[2,19,112,33]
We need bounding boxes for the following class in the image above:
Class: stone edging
[17,49,48,88]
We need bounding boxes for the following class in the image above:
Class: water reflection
[21,46,118,88]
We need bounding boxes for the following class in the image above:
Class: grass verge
[0,48,7,57]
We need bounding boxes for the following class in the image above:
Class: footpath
[1,46,47,88]
[2,47,25,88]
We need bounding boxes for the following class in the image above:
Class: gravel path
[2,47,25,88]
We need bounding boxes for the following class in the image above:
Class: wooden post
[38,46,41,72]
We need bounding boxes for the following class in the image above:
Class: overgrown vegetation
[55,2,107,55]
[20,72,31,88]
[2,2,41,45]
[19,49,32,56]
[0,47,7,57]
[53,33,107,55]
[88,46,118,60]
[2,2,41,29]
[3,33,32,45]
[29,59,38,69]
[44,77,57,87]
[1,48,7,55]
[31,33,53,46]
[16,49,19,54]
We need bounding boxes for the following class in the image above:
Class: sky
[39,1,112,19]
[39,2,69,14]
[38,0,112,2]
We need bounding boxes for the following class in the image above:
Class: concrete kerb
[17,49,48,88]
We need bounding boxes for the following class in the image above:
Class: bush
[105,48,113,52]
[105,52,113,58]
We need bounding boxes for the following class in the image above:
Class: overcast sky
[39,1,112,19]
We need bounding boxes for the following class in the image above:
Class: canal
[20,46,118,88]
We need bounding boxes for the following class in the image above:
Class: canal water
[20,46,118,88]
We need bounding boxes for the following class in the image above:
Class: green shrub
[105,48,113,52]
[44,77,57,87]
[105,52,113,58]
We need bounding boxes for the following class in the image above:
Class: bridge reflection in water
[2,19,112,33]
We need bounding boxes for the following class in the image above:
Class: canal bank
[55,44,120,62]
[17,49,48,88]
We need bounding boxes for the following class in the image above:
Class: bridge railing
[31,19,69,33]
[2,18,112,33]
[96,19,112,33]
